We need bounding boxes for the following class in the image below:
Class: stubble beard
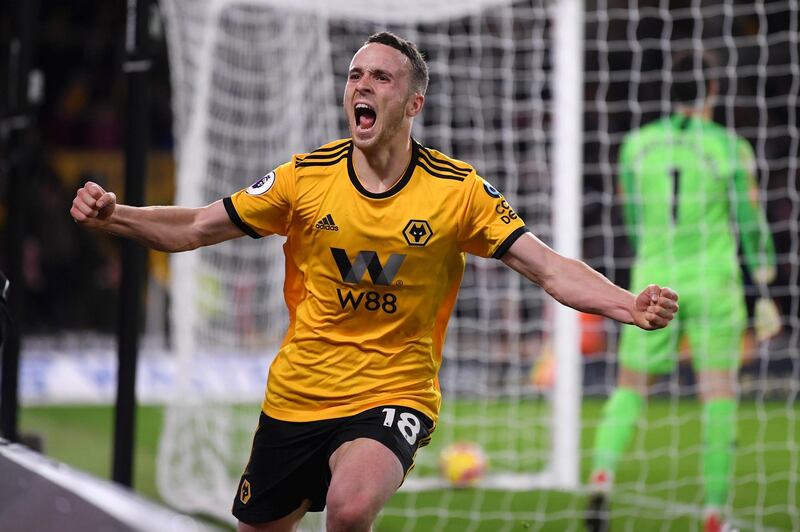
[354,102,408,153]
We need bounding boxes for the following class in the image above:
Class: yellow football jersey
[225,138,527,423]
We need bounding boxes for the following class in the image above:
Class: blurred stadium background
[0,0,798,531]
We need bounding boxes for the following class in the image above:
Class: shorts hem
[233,507,298,526]
[329,430,404,467]
[618,358,675,375]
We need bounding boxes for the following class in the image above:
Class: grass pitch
[19,398,799,531]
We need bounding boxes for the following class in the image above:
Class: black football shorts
[232,404,434,525]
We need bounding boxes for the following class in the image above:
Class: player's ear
[708,78,719,99]
[407,92,425,118]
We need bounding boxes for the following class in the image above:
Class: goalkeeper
[586,51,779,532]
[71,32,678,532]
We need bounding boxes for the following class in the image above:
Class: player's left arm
[501,232,678,330]
[732,138,781,339]
[732,138,776,285]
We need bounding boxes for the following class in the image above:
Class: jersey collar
[672,114,693,130]
[347,138,420,199]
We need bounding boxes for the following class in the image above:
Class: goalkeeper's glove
[754,297,781,342]
[751,265,776,286]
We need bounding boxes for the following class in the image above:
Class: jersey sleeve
[731,138,776,283]
[457,172,528,259]
[617,134,640,253]
[223,160,296,238]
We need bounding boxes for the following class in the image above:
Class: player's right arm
[70,181,244,252]
[616,134,639,253]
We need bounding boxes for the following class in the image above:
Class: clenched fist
[633,284,679,330]
[70,181,117,227]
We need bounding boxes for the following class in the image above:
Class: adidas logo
[315,214,339,231]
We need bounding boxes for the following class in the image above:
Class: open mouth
[354,103,377,130]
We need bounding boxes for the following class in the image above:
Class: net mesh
[580,1,799,531]
[158,0,561,526]
[157,0,799,529]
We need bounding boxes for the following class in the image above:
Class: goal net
[157,0,575,525]
[156,0,798,530]
[580,1,798,532]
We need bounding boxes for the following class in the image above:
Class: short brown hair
[670,50,719,104]
[366,32,429,95]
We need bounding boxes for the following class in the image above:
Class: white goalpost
[155,0,799,530]
[550,0,584,491]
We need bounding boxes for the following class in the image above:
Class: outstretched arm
[70,181,245,252]
[501,232,678,330]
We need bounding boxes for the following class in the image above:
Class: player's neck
[351,134,413,194]
[675,103,714,120]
